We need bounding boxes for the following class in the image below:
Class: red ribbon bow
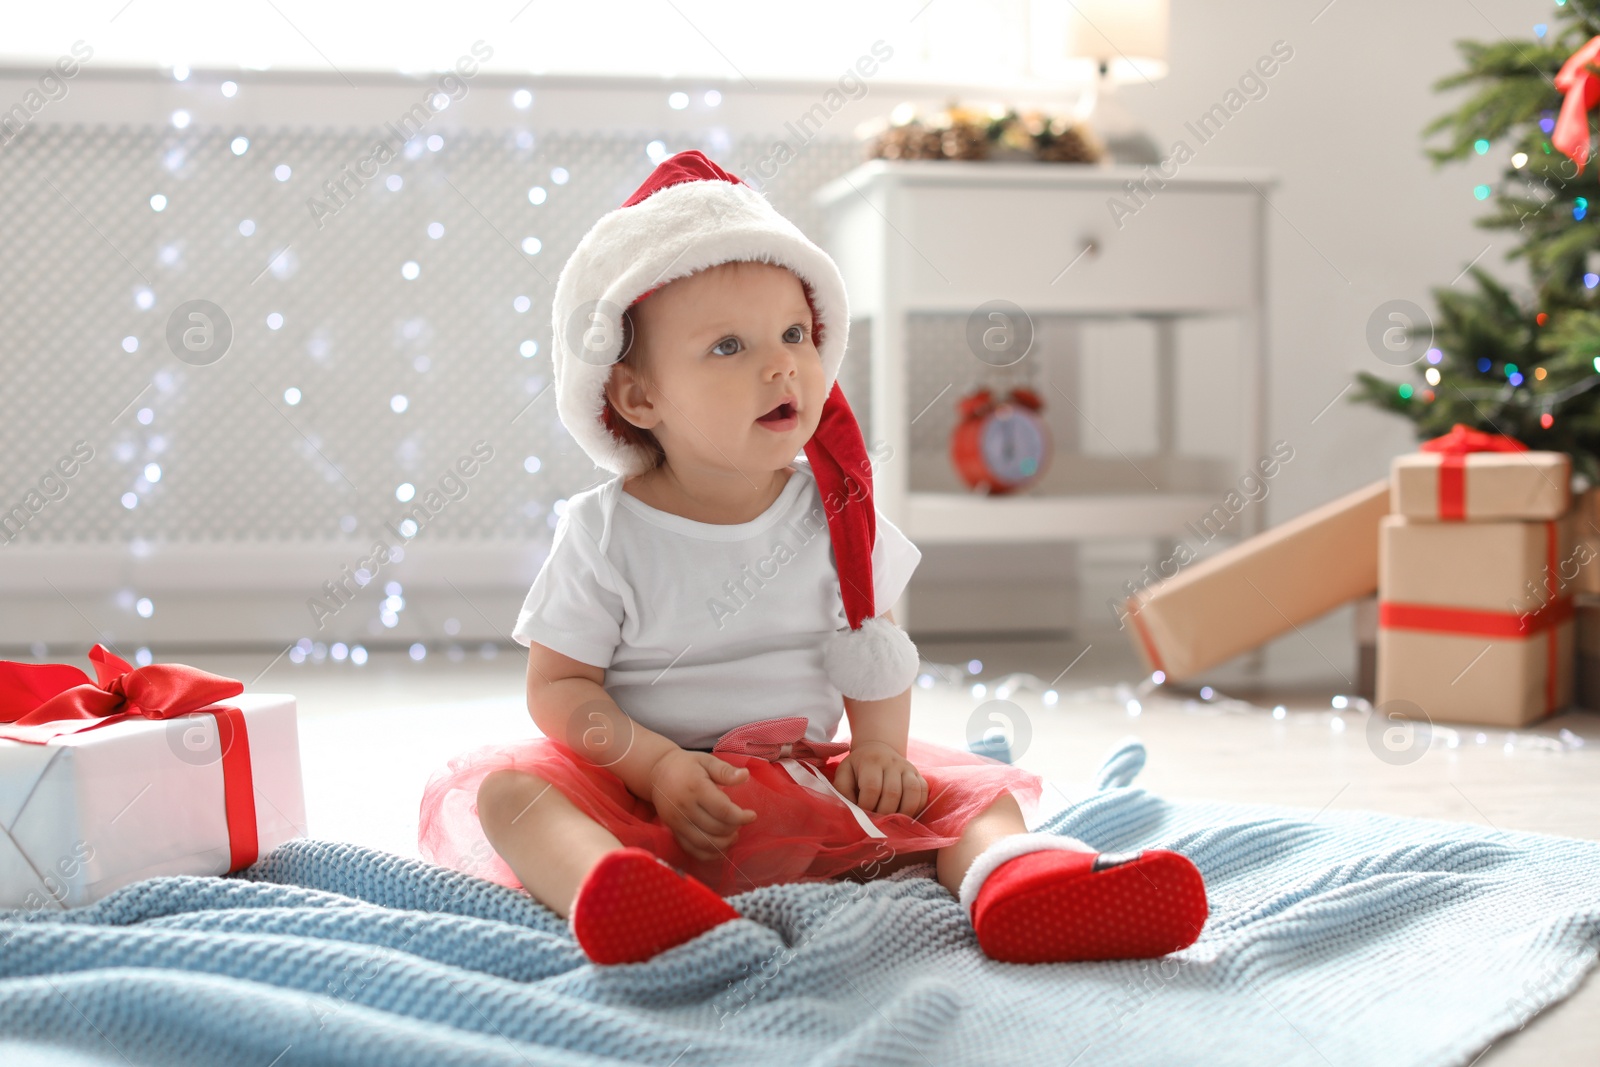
[1418,423,1528,458]
[0,644,244,732]
[711,716,848,766]
[1418,423,1528,520]
[1554,36,1600,174]
[0,644,260,872]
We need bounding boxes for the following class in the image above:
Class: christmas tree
[1353,0,1600,480]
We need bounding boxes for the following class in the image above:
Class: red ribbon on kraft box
[1417,424,1529,522]
[1379,518,1569,713]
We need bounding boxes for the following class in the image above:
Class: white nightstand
[815,160,1277,630]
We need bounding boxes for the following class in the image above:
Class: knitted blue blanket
[2,739,1596,1067]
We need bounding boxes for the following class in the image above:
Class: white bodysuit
[511,458,922,750]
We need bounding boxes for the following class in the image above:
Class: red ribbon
[1554,36,1600,174]
[0,644,260,872]
[1379,597,1572,638]
[1124,596,1166,675]
[711,716,849,766]
[1380,520,1567,713]
[1418,424,1529,521]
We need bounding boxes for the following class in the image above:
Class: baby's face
[616,261,825,477]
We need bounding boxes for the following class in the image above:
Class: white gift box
[0,692,306,911]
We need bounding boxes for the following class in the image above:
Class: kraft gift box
[1572,489,1600,595]
[0,693,306,911]
[1354,594,1378,702]
[1376,515,1574,727]
[1577,597,1600,711]
[1575,535,1600,596]
[1123,479,1390,681]
[1390,449,1569,522]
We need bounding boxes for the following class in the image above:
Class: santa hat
[549,150,918,702]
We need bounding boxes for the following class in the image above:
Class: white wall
[1115,0,1530,524]
[1068,0,1539,685]
[0,0,1541,674]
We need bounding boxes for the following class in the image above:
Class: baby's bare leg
[476,769,622,918]
[934,792,1031,897]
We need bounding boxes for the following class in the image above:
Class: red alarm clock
[949,385,1052,494]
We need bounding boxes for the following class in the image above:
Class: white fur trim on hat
[550,178,850,476]
[956,831,1096,917]
[822,614,920,701]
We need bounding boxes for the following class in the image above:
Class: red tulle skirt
[417,732,1044,898]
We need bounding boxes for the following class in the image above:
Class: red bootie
[569,846,741,965]
[961,835,1208,964]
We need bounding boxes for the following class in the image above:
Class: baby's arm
[833,610,928,817]
[524,641,677,799]
[524,642,756,860]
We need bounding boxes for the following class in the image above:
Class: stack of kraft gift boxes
[1125,424,1600,727]
[1377,427,1573,727]
[1572,490,1600,710]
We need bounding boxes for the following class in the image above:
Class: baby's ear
[604,363,659,429]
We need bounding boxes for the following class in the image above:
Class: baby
[418,151,1208,966]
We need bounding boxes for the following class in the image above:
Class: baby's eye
[783,324,807,344]
[711,336,742,356]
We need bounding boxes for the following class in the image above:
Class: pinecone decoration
[925,104,987,161]
[866,102,1102,164]
[940,120,989,160]
[1036,122,1100,163]
[872,123,943,160]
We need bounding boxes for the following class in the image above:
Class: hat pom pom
[823,615,920,701]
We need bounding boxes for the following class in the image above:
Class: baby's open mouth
[757,401,797,423]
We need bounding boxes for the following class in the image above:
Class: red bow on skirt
[709,715,849,765]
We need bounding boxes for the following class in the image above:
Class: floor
[101,628,1600,1066]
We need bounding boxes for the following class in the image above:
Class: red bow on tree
[1553,36,1600,173]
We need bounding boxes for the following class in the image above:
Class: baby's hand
[647,749,758,862]
[832,740,928,818]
